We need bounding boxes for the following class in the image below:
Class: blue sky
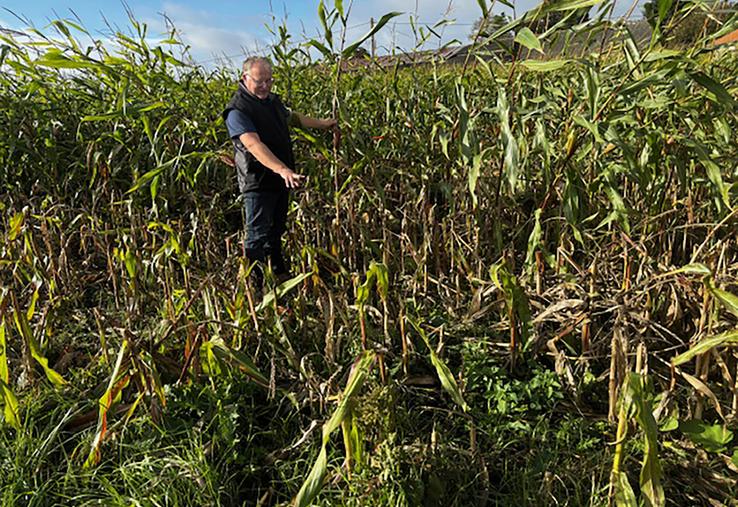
[0,1,646,67]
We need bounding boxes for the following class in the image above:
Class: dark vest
[223,83,294,193]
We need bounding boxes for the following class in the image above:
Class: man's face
[243,62,273,99]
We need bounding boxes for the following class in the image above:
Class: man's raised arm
[239,132,305,189]
[292,112,337,130]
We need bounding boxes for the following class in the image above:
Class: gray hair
[242,57,272,76]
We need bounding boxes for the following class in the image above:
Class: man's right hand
[277,167,306,189]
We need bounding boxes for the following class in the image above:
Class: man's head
[242,57,274,99]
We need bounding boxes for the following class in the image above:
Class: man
[223,56,336,286]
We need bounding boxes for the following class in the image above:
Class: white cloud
[171,22,262,60]
[141,2,271,67]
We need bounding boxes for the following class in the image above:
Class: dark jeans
[243,190,290,279]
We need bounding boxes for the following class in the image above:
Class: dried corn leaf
[681,371,725,421]
[84,339,129,468]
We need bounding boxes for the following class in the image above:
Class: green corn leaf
[525,208,543,271]
[688,72,737,108]
[294,351,375,507]
[0,320,8,384]
[497,88,519,194]
[704,159,731,211]
[656,0,675,22]
[624,29,643,63]
[35,49,96,69]
[439,130,451,159]
[11,292,65,387]
[476,0,489,18]
[294,129,331,160]
[123,249,137,279]
[210,338,270,388]
[82,102,166,123]
[485,16,526,42]
[671,330,738,366]
[349,413,363,467]
[614,471,638,507]
[340,412,363,474]
[624,373,664,507]
[679,419,733,453]
[126,158,176,195]
[662,263,712,277]
[706,280,738,319]
[514,27,543,54]
[428,346,469,412]
[306,40,334,59]
[200,340,223,376]
[712,287,738,319]
[317,0,333,49]
[141,352,167,409]
[335,0,344,19]
[659,402,679,432]
[0,320,20,429]
[26,286,39,323]
[685,139,731,212]
[521,59,569,72]
[8,212,24,241]
[468,151,485,208]
[356,275,374,307]
[256,272,312,313]
[408,318,469,412]
[297,445,328,507]
[0,45,9,67]
[324,352,375,435]
[585,65,600,119]
[51,19,82,38]
[643,49,681,62]
[0,378,20,430]
[523,0,603,29]
[369,261,389,301]
[342,12,403,58]
[102,55,131,66]
[356,261,389,306]
[603,184,630,233]
[573,115,604,143]
[357,262,388,307]
[548,0,604,11]
[490,264,532,347]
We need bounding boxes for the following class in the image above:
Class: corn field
[1,0,738,505]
